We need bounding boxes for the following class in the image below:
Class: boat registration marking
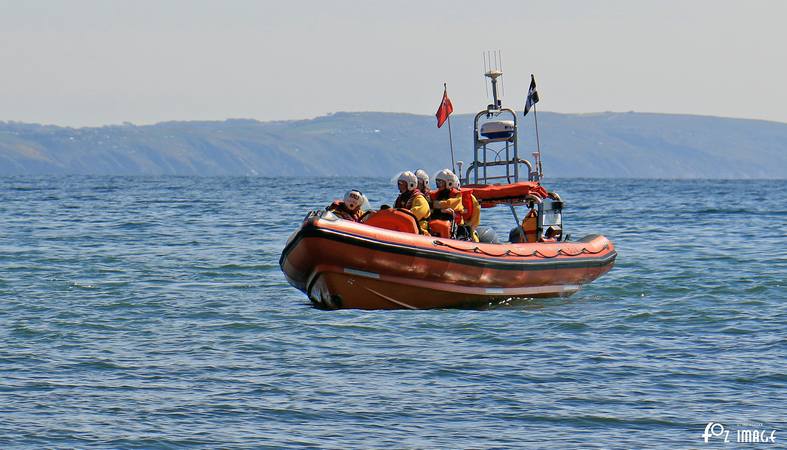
[344,268,380,279]
[486,288,506,294]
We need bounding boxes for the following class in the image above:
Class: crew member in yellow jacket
[415,169,432,199]
[430,169,464,225]
[453,173,481,242]
[393,171,431,235]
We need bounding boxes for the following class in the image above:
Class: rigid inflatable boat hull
[280,214,616,310]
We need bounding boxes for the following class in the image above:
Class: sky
[1,0,786,127]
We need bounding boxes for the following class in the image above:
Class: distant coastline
[1,112,785,179]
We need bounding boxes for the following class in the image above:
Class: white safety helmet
[414,169,430,187]
[452,173,461,188]
[397,171,418,191]
[343,189,364,211]
[434,169,458,190]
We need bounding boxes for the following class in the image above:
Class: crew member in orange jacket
[394,171,431,235]
[326,189,365,222]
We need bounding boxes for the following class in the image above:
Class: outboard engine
[476,226,499,244]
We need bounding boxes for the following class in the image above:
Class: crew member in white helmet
[394,171,431,235]
[431,169,464,224]
[326,189,365,222]
[452,173,480,242]
[415,169,432,199]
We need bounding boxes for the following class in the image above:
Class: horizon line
[2,110,787,129]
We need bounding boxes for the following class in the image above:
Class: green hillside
[1,112,785,178]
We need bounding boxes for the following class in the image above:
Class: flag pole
[445,83,456,173]
[447,115,456,174]
[533,104,542,179]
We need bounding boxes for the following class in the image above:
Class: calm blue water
[1,176,785,449]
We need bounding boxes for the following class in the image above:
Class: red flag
[435,87,453,128]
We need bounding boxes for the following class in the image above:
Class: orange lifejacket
[522,208,538,243]
[394,188,425,210]
[460,189,476,223]
[327,200,361,222]
[431,188,462,223]
[433,187,461,201]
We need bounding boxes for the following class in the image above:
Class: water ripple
[0,176,785,448]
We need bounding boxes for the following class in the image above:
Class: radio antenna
[483,52,489,99]
[499,50,505,98]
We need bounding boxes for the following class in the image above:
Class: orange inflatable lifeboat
[280,206,616,310]
[280,68,616,309]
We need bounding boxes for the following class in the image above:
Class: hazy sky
[2,0,786,126]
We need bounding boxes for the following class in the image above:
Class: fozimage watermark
[702,422,777,444]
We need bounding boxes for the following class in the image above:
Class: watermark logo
[703,422,777,444]
[703,422,728,443]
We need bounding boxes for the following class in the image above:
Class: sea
[1,176,785,449]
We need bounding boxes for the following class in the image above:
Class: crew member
[454,174,481,242]
[394,171,431,235]
[431,169,464,224]
[326,189,365,222]
[415,169,431,199]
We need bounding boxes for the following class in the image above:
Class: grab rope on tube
[432,240,610,258]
